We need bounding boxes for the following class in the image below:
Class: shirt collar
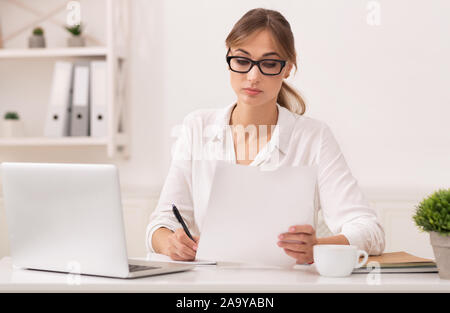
[207,101,297,154]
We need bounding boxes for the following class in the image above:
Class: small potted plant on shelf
[413,188,450,279]
[28,26,46,48]
[2,111,24,137]
[65,23,85,47]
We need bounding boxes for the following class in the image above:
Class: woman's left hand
[277,224,318,264]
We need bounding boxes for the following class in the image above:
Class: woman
[146,8,385,264]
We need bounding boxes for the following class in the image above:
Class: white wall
[130,0,450,196]
[0,0,448,259]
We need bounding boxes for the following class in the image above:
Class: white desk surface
[1,257,449,292]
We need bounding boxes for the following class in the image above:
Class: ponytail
[277,81,306,115]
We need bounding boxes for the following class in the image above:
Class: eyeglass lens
[230,57,283,75]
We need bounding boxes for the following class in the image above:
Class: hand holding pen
[165,204,199,261]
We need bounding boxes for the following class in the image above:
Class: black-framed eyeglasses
[226,55,286,76]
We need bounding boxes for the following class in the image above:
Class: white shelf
[0,0,130,158]
[0,47,108,59]
[0,137,108,147]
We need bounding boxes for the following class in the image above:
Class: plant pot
[67,36,85,47]
[2,120,24,137]
[430,231,450,279]
[28,35,46,48]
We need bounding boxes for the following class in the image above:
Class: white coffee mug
[313,245,368,277]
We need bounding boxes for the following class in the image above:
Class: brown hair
[225,8,306,115]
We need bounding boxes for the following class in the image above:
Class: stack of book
[353,251,437,273]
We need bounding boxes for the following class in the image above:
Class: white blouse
[146,102,385,255]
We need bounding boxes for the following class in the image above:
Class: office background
[0,0,448,260]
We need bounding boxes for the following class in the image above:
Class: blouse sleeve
[317,123,385,255]
[145,114,196,253]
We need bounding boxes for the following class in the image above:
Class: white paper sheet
[196,160,318,267]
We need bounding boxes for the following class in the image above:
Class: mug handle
[354,250,369,269]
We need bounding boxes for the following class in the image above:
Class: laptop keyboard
[128,264,160,272]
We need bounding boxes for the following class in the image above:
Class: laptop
[1,162,194,279]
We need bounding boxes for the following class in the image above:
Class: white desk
[0,257,449,292]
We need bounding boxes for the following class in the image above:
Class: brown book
[353,251,437,273]
[365,251,436,268]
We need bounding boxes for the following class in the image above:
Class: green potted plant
[28,26,46,48]
[413,188,450,279]
[2,111,24,137]
[65,23,85,47]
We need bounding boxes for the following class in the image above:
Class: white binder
[90,61,108,137]
[70,62,90,136]
[44,62,73,137]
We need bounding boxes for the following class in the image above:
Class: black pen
[172,204,195,241]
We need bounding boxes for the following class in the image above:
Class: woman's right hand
[165,228,199,261]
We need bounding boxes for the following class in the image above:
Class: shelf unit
[0,136,108,147]
[0,46,108,58]
[0,0,130,158]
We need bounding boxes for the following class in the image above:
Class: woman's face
[228,29,293,107]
